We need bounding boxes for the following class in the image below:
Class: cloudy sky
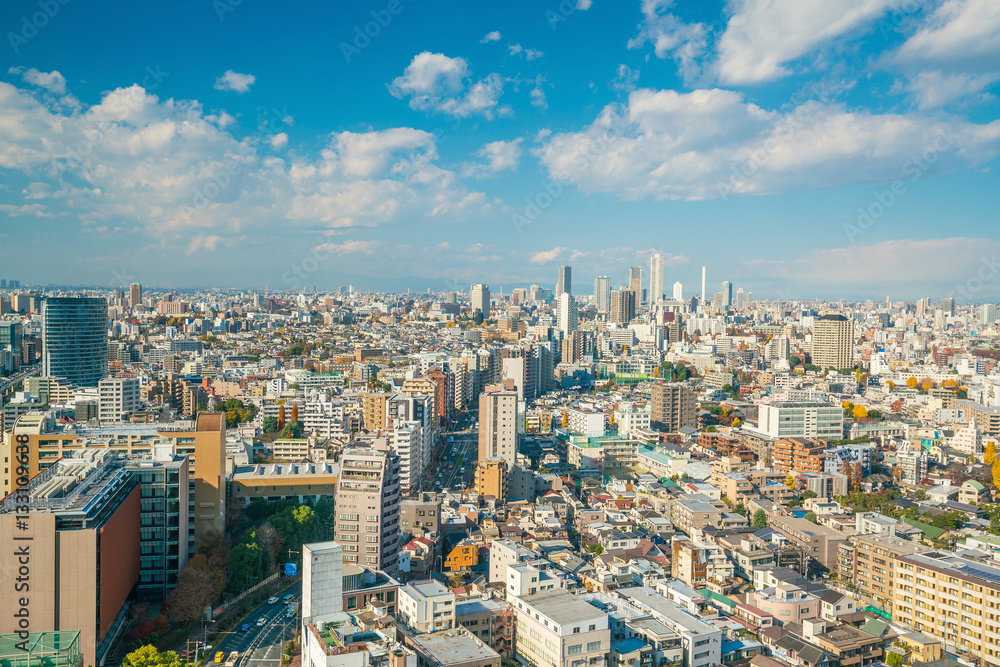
[1,0,999,300]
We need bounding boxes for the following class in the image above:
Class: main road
[203,582,300,667]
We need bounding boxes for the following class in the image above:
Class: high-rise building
[98,376,141,423]
[812,314,854,370]
[302,541,344,621]
[478,380,519,468]
[335,445,401,574]
[721,281,732,308]
[758,402,845,439]
[0,319,23,371]
[471,283,491,316]
[129,283,142,307]
[609,289,635,324]
[556,292,577,336]
[555,265,571,297]
[735,287,745,311]
[649,382,696,432]
[42,297,108,386]
[980,303,998,325]
[649,253,664,305]
[672,281,683,301]
[939,297,955,316]
[701,266,706,302]
[594,276,611,314]
[628,266,642,304]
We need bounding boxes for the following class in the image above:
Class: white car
[256,617,267,627]
[267,596,279,604]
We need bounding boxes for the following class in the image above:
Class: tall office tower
[42,296,109,386]
[555,265,572,296]
[939,297,955,316]
[735,287,745,311]
[649,253,664,305]
[445,291,458,304]
[701,266,707,302]
[672,281,683,301]
[609,289,636,324]
[470,283,491,316]
[980,304,998,325]
[0,319,23,371]
[335,446,401,574]
[478,380,519,468]
[628,266,642,304]
[594,276,611,314]
[302,541,344,621]
[129,282,142,307]
[916,298,928,316]
[649,382,696,432]
[812,313,855,369]
[557,292,578,336]
[721,281,733,308]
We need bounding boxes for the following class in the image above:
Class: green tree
[229,541,268,592]
[752,509,767,528]
[886,652,903,667]
[802,490,818,499]
[262,416,279,432]
[122,645,182,667]
[734,502,746,517]
[587,544,604,556]
[804,512,818,524]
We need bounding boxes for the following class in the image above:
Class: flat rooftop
[518,588,607,626]
[409,627,499,666]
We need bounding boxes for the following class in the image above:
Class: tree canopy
[122,646,182,667]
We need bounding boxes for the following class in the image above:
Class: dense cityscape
[2,267,1000,667]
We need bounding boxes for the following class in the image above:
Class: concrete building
[0,451,140,667]
[757,402,844,440]
[594,277,611,314]
[811,314,854,370]
[511,588,610,667]
[98,375,140,423]
[471,284,491,317]
[302,541,345,621]
[836,533,928,612]
[556,266,572,297]
[617,587,722,667]
[408,626,500,667]
[649,253,664,305]
[557,292,578,337]
[42,296,108,386]
[609,290,635,325]
[769,514,846,573]
[335,446,402,574]
[399,579,456,633]
[230,462,339,504]
[478,381,519,468]
[475,458,509,501]
[650,382,696,432]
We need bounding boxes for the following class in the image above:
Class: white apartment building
[391,422,424,492]
[566,407,606,437]
[398,579,456,633]
[615,403,650,438]
[511,588,610,667]
[98,376,140,423]
[756,401,844,439]
[618,588,722,667]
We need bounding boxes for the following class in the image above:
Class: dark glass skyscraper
[42,296,108,386]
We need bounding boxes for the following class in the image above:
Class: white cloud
[627,0,710,83]
[313,240,381,255]
[612,64,640,91]
[0,203,54,217]
[905,70,1000,109]
[0,78,490,252]
[481,31,501,43]
[530,76,548,110]
[509,44,543,61]
[270,132,289,149]
[462,139,523,178]
[890,0,1000,70]
[535,86,1000,200]
[9,67,67,94]
[214,70,256,93]
[578,0,593,9]
[389,52,507,119]
[530,246,565,264]
[714,0,901,85]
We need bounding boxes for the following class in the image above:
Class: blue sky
[1,0,999,301]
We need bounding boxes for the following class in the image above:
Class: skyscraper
[129,282,142,307]
[609,289,635,324]
[721,281,733,308]
[672,281,683,301]
[470,283,491,316]
[629,266,642,305]
[557,292,578,336]
[335,446,401,574]
[701,266,707,302]
[594,276,611,314]
[735,287,745,311]
[478,380,519,468]
[555,265,572,296]
[42,296,109,386]
[812,314,854,370]
[649,253,664,306]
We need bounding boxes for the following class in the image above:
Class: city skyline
[1,0,999,300]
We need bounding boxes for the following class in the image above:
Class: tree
[884,380,895,391]
[734,502,746,516]
[906,377,918,389]
[785,474,795,489]
[804,512,818,524]
[920,378,934,390]
[886,652,904,667]
[122,646,182,667]
[291,404,299,423]
[752,509,768,528]
[164,565,215,622]
[802,490,818,500]
[186,553,226,599]
[229,541,268,593]
[852,405,868,420]
[255,523,285,570]
[732,417,742,428]
[993,458,1000,489]
[278,404,286,429]
[706,426,717,433]
[986,441,997,466]
[263,416,279,432]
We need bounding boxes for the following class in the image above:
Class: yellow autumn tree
[853,405,868,420]
[921,378,934,390]
[732,417,742,428]
[885,380,895,391]
[992,458,1000,488]
[906,377,918,389]
[942,378,957,388]
[986,441,998,466]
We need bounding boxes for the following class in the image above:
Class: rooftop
[409,627,500,666]
[517,589,608,626]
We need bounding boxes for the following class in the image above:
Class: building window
[569,645,582,655]
[587,642,601,652]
